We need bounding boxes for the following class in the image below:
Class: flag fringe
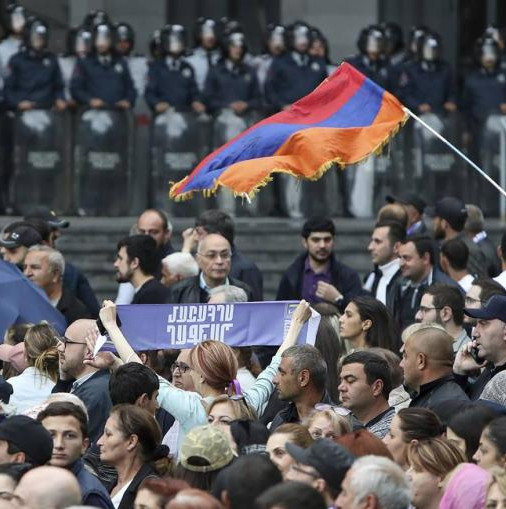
[169,114,408,203]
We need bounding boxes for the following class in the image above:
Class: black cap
[0,415,53,466]
[426,197,467,228]
[0,223,42,249]
[385,193,426,215]
[24,206,69,229]
[464,295,506,323]
[286,439,355,491]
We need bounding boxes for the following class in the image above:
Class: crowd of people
[1,4,506,216]
[0,191,506,508]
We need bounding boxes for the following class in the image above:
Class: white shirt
[115,282,135,305]
[495,271,506,289]
[237,367,256,392]
[364,258,401,305]
[458,274,475,293]
[111,479,134,509]
[9,367,55,413]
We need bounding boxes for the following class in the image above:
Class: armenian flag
[170,62,407,201]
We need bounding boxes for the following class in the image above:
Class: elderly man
[168,233,252,303]
[24,245,90,325]
[160,252,199,287]
[335,456,410,509]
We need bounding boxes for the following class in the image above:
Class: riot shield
[413,112,462,201]
[150,109,210,217]
[73,109,134,216]
[10,109,72,214]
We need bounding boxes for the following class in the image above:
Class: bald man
[54,319,112,444]
[400,326,469,410]
[14,466,81,509]
[168,233,253,303]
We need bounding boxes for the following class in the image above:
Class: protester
[446,403,500,461]
[338,351,395,438]
[13,465,82,509]
[255,481,326,509]
[134,478,189,509]
[175,424,233,492]
[474,416,506,470]
[7,322,59,412]
[383,407,445,469]
[0,222,43,270]
[440,238,475,292]
[276,217,363,309]
[161,253,199,288]
[38,401,114,508]
[335,455,410,509]
[265,423,313,478]
[385,193,427,235]
[464,278,506,321]
[406,438,466,509]
[377,203,409,230]
[166,488,225,509]
[0,462,31,499]
[97,404,169,508]
[339,295,397,352]
[486,467,506,509]
[335,429,393,459]
[306,408,352,440]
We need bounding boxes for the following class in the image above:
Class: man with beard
[429,197,487,278]
[114,235,169,304]
[276,217,362,311]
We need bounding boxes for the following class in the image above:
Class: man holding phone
[454,295,506,399]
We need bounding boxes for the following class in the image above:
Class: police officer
[309,27,336,75]
[70,22,136,109]
[252,23,286,89]
[186,17,221,92]
[346,24,392,90]
[398,32,456,115]
[0,4,26,83]
[382,21,405,67]
[145,24,205,114]
[265,21,327,112]
[4,18,66,112]
[114,21,134,57]
[203,30,261,115]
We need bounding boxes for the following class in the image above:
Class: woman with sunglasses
[93,300,312,446]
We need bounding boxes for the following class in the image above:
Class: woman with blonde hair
[8,322,59,413]
[486,467,506,509]
[407,438,466,509]
[305,407,351,441]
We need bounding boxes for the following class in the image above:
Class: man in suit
[114,235,169,305]
[169,233,252,303]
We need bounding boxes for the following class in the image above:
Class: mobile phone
[470,345,484,364]
[96,315,122,336]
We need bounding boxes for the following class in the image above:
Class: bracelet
[126,352,136,363]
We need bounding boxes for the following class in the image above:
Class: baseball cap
[286,439,355,491]
[24,206,69,229]
[464,295,506,323]
[385,193,426,215]
[426,197,468,229]
[0,223,42,249]
[0,415,53,466]
[179,424,234,473]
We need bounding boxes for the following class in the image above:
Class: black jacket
[132,279,170,305]
[409,374,469,410]
[276,252,363,310]
[116,463,158,509]
[168,275,253,304]
[57,287,92,326]
[455,362,506,400]
[231,248,263,301]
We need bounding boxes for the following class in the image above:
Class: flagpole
[403,107,506,200]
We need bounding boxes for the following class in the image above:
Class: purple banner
[109,301,321,351]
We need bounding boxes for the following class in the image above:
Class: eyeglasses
[170,361,191,374]
[54,336,87,350]
[197,250,232,261]
[314,403,351,416]
[417,306,443,314]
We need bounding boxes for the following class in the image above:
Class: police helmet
[6,4,26,35]
[93,22,113,52]
[223,30,247,59]
[161,24,187,56]
[265,23,286,55]
[66,26,92,57]
[419,32,441,62]
[382,21,404,56]
[193,17,217,47]
[408,25,429,58]
[475,36,500,67]
[83,9,110,31]
[287,21,312,52]
[24,17,48,52]
[114,22,135,56]
[357,24,385,56]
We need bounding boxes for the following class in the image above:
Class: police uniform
[345,54,392,90]
[145,56,200,111]
[265,52,327,110]
[4,48,64,109]
[70,54,136,107]
[203,59,261,113]
[398,60,455,113]
[185,46,221,92]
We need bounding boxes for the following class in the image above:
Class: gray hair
[209,284,247,303]
[28,244,65,276]
[162,252,199,279]
[281,345,327,393]
[349,456,410,509]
